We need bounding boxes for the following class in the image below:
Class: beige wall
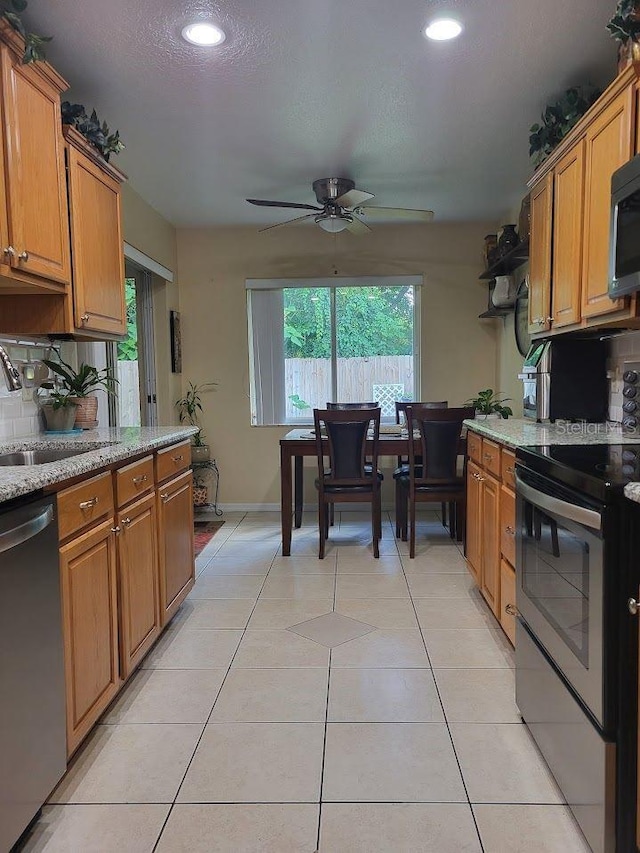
[121,184,181,424]
[177,222,498,507]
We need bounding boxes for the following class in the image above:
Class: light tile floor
[21,510,592,852]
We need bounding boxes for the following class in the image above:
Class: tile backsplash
[608,330,640,423]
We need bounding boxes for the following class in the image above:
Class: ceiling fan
[246,177,434,235]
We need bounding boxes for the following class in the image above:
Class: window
[247,276,421,425]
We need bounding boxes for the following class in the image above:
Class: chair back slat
[394,401,448,465]
[406,406,475,486]
[314,407,381,487]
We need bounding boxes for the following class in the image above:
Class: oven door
[515,467,604,726]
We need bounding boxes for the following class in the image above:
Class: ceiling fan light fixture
[315,213,352,233]
[424,17,462,41]
[181,22,226,46]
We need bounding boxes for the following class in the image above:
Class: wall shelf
[479,238,529,280]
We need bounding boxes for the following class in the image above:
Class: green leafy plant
[529,87,600,166]
[607,0,640,42]
[41,357,118,398]
[288,394,310,410]
[175,381,217,447]
[117,279,138,361]
[1,0,52,64]
[61,101,125,161]
[465,389,513,419]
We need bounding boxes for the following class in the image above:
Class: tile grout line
[316,648,332,852]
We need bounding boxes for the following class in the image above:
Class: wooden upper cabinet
[0,39,70,287]
[65,128,126,336]
[552,140,585,328]
[581,86,634,319]
[528,173,553,334]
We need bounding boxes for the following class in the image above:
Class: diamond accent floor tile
[287,612,376,648]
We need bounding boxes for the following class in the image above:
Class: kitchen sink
[0,449,94,466]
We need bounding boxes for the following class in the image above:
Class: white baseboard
[217,502,427,513]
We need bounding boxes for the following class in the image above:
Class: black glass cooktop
[516,443,640,502]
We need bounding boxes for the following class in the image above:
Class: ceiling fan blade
[335,189,375,209]
[247,198,322,211]
[258,213,316,233]
[354,206,434,221]
[345,216,372,235]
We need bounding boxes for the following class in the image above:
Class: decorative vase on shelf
[483,234,498,269]
[498,225,519,257]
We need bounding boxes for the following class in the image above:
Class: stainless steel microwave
[610,154,640,298]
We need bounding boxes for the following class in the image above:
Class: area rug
[194,519,225,556]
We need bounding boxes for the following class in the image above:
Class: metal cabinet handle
[80,313,90,324]
[3,246,15,258]
[505,603,518,617]
[111,525,121,534]
[17,250,28,261]
[122,516,132,527]
[160,492,170,502]
[132,474,148,485]
[629,598,638,616]
[172,454,184,462]
[79,497,99,510]
[505,525,515,536]
[483,453,492,460]
[506,466,514,474]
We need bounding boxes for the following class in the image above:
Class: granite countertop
[625,483,640,504]
[464,417,640,450]
[0,426,198,504]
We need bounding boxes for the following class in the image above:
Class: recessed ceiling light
[424,17,462,41]
[181,22,226,46]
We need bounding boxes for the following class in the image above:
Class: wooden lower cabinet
[480,472,501,616]
[500,559,517,646]
[500,485,516,568]
[465,461,482,586]
[59,517,119,756]
[117,492,160,680]
[157,470,195,625]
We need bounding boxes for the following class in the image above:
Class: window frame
[246,276,422,426]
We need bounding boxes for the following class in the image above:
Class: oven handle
[515,472,602,531]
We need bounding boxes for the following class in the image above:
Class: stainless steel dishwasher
[0,494,66,852]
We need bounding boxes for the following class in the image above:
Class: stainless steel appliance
[519,338,608,423]
[515,444,640,853]
[0,494,66,851]
[610,154,640,298]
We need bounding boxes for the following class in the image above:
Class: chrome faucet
[0,345,22,391]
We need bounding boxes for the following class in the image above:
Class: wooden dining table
[279,428,467,555]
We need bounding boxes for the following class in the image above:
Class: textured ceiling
[27,0,616,226]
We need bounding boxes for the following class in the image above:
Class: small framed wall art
[170,310,182,373]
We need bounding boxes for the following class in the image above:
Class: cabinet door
[480,472,501,617]
[500,484,516,568]
[552,141,585,328]
[0,45,70,286]
[157,470,195,625]
[465,461,482,586]
[500,559,516,646]
[582,86,634,318]
[59,518,119,756]
[528,173,553,334]
[117,493,160,679]
[67,145,126,335]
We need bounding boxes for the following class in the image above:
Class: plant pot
[193,485,208,507]
[41,403,78,432]
[475,412,501,421]
[191,444,211,463]
[69,395,98,429]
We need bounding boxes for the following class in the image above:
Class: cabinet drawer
[501,449,516,490]
[467,431,482,465]
[58,472,114,540]
[481,439,501,478]
[500,558,516,647]
[156,441,191,483]
[115,455,154,507]
[500,484,516,567]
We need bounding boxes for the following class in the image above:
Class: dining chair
[397,405,475,558]
[313,407,382,559]
[325,402,378,527]
[393,401,448,539]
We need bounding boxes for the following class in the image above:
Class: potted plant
[465,389,513,420]
[175,381,217,462]
[42,357,118,429]
[529,87,600,167]
[37,387,78,432]
[607,1,640,71]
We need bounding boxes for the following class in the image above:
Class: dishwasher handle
[0,504,54,554]
[515,472,602,532]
